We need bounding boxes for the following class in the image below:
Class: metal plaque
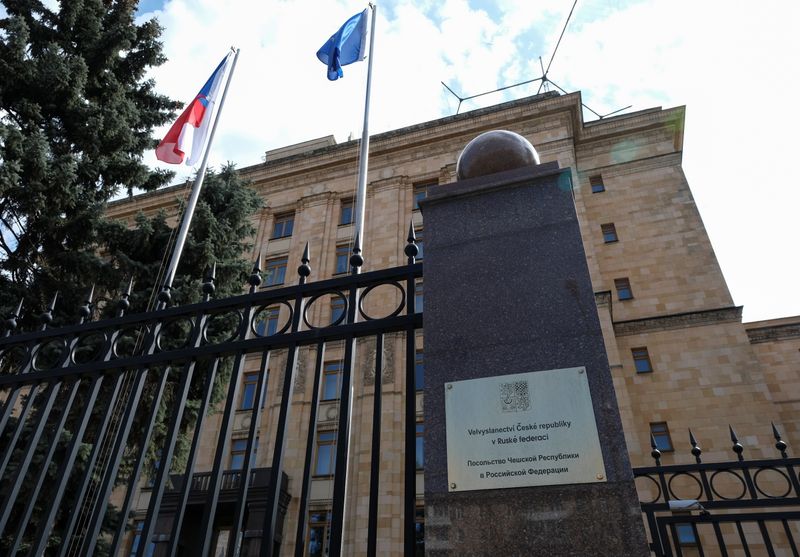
[445,367,606,491]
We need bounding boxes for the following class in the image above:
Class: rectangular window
[675,523,697,546]
[415,507,425,556]
[270,213,294,239]
[335,244,350,275]
[590,175,605,193]
[230,438,249,470]
[321,361,342,401]
[415,423,424,469]
[339,199,354,226]
[307,511,331,557]
[241,372,258,409]
[315,431,337,476]
[130,522,155,557]
[415,228,424,260]
[415,280,423,313]
[614,277,633,301]
[255,305,280,336]
[632,347,653,373]
[414,350,424,391]
[413,182,433,210]
[147,449,162,487]
[264,257,287,287]
[650,422,674,452]
[601,223,618,243]
[330,296,346,324]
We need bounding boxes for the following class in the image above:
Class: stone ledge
[746,323,800,344]
[613,306,742,336]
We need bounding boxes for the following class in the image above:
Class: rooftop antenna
[441,0,631,120]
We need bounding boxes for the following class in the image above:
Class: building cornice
[613,306,743,336]
[577,152,683,180]
[109,90,686,216]
[746,322,800,344]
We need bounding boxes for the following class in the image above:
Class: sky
[8,0,800,322]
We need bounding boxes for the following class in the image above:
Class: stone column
[420,131,648,556]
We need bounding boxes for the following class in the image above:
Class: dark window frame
[307,510,332,557]
[590,175,605,193]
[650,422,674,452]
[314,430,337,476]
[615,277,633,301]
[256,305,280,336]
[675,523,698,546]
[632,347,653,373]
[130,521,155,557]
[413,181,435,210]
[270,212,295,239]
[241,371,258,409]
[264,257,288,287]
[334,244,350,275]
[414,506,425,556]
[330,296,346,324]
[601,222,618,243]
[339,199,354,226]
[415,422,424,470]
[414,350,424,391]
[321,361,342,401]
[230,438,249,469]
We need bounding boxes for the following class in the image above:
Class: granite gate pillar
[419,131,649,556]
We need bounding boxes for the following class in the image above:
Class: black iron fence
[635,425,800,556]
[0,230,423,557]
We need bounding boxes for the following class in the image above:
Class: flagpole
[352,3,377,274]
[160,47,240,297]
[334,6,376,556]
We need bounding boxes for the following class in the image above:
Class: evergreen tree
[0,0,180,320]
[0,2,262,552]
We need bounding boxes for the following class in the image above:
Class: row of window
[307,507,425,557]
[593,176,659,380]
[592,176,633,303]
[222,422,425,477]
[313,422,424,476]
[267,181,433,243]
[259,231,423,288]
[133,500,422,555]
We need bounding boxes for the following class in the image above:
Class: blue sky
[138,0,800,322]
[6,0,800,322]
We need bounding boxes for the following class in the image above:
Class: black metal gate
[0,233,422,557]
[636,427,800,556]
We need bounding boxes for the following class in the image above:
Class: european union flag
[316,9,368,81]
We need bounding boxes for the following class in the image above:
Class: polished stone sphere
[456,130,540,181]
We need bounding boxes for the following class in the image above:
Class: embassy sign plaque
[445,367,606,491]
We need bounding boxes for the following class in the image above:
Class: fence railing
[0,228,423,557]
[635,424,800,556]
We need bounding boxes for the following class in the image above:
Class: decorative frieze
[613,306,742,336]
[746,323,800,344]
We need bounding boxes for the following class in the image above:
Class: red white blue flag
[156,52,233,165]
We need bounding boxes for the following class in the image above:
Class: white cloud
[136,0,798,321]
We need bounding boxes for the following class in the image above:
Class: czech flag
[156,52,233,165]
[317,9,368,81]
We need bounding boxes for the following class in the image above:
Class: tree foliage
[0,2,262,552]
[0,0,180,318]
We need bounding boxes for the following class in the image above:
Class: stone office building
[107,90,800,555]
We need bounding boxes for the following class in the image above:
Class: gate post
[420,131,649,555]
